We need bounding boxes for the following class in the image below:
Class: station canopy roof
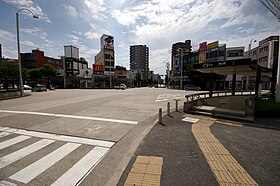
[192,58,272,77]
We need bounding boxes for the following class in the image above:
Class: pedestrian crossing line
[0,136,31,150]
[0,139,55,169]
[0,132,11,138]
[51,146,109,186]
[9,143,81,184]
[0,127,115,148]
[0,180,17,186]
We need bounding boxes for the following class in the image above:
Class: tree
[39,64,57,86]
[0,60,19,77]
[28,68,41,82]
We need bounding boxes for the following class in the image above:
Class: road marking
[0,135,31,150]
[0,127,114,148]
[0,110,138,125]
[155,94,183,102]
[0,180,17,186]
[0,139,54,169]
[10,143,81,184]
[191,117,258,185]
[0,132,11,138]
[52,146,109,186]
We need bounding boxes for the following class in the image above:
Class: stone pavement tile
[145,164,162,175]
[148,156,163,165]
[135,156,149,164]
[124,172,144,185]
[141,174,161,186]
[131,163,147,173]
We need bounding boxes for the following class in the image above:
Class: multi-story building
[224,47,246,90]
[94,34,115,88]
[64,45,88,77]
[244,36,279,90]
[130,45,149,83]
[32,49,63,70]
[20,49,62,70]
[170,40,192,88]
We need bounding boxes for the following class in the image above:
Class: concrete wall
[194,95,247,111]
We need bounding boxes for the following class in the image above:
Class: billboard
[64,45,79,59]
[199,42,207,52]
[93,64,104,75]
[104,71,115,76]
[199,52,206,63]
[207,41,219,50]
[101,34,114,50]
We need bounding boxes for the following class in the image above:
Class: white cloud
[3,0,51,23]
[21,40,37,47]
[64,5,78,17]
[84,31,100,40]
[80,0,107,21]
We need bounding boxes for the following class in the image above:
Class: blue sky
[0,0,279,75]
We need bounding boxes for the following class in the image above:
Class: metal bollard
[175,99,179,112]
[159,108,162,124]
[167,102,170,116]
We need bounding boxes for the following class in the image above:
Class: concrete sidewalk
[117,111,280,186]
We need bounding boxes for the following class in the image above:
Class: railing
[185,90,258,105]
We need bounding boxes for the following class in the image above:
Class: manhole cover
[186,151,199,158]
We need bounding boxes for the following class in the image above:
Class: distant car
[23,85,32,90]
[115,83,126,90]
[32,84,48,92]
[185,85,201,91]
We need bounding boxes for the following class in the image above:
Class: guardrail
[184,90,272,104]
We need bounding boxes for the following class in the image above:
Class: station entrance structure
[192,58,275,99]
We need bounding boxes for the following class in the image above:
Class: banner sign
[199,42,207,52]
[93,64,104,75]
[207,41,219,50]
[193,58,251,69]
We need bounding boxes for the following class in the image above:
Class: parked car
[32,84,48,92]
[23,85,32,90]
[184,84,201,91]
[115,83,126,90]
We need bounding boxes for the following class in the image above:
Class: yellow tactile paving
[191,116,258,186]
[124,156,163,186]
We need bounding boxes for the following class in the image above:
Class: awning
[192,58,272,77]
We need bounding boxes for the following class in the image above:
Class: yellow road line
[124,156,163,186]
[192,119,258,186]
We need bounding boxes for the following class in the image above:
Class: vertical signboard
[93,64,104,75]
[199,42,207,63]
[101,34,114,50]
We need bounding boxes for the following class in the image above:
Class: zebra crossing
[0,126,115,186]
[155,94,184,102]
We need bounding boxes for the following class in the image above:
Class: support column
[209,73,213,97]
[255,65,262,100]
[232,74,236,96]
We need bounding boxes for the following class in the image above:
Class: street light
[163,60,170,86]
[246,39,257,90]
[248,39,257,57]
[177,48,187,90]
[16,8,38,96]
[16,8,38,95]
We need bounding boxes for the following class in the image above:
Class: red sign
[93,64,104,75]
[199,42,207,52]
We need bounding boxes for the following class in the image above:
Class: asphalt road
[0,87,195,186]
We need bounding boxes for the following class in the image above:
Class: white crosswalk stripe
[51,146,109,186]
[0,139,54,169]
[0,132,11,138]
[0,127,114,185]
[0,136,31,150]
[0,127,114,148]
[155,94,184,102]
[10,143,81,184]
